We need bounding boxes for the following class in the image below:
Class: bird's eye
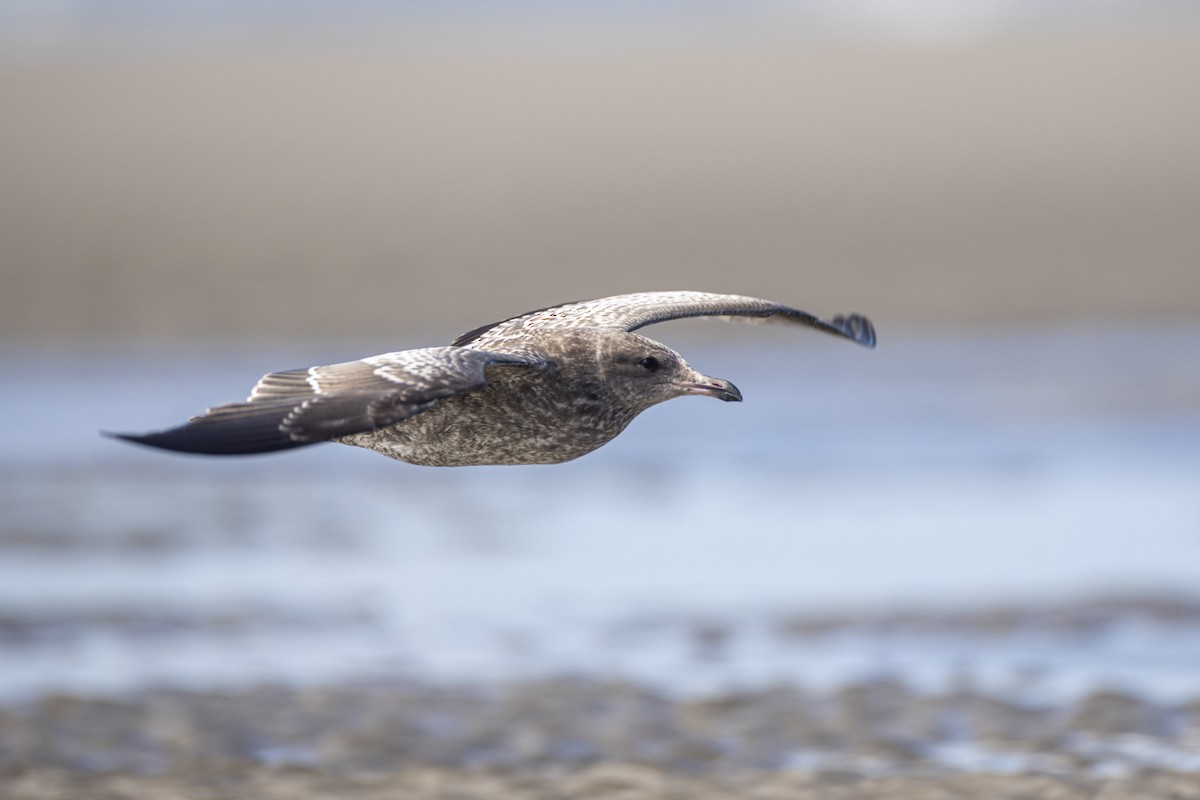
[639,356,660,371]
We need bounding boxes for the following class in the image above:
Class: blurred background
[2,0,1200,786]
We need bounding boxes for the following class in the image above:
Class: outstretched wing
[453,291,876,350]
[108,347,544,456]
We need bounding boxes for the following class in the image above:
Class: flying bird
[109,291,875,466]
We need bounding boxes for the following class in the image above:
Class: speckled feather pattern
[452,291,870,351]
[337,362,640,466]
[113,292,875,464]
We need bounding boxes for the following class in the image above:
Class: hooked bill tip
[679,378,742,403]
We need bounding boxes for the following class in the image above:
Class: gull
[110,291,875,466]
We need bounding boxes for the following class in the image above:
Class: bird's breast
[335,373,638,466]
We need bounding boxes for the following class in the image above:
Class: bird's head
[538,329,742,411]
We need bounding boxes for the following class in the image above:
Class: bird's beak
[677,375,742,402]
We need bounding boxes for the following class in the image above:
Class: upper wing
[453,291,876,350]
[108,347,544,455]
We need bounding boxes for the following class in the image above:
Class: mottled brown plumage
[109,291,875,465]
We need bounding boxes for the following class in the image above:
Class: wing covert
[109,347,544,455]
[453,291,876,350]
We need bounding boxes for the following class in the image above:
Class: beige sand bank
[4,666,1200,798]
[7,767,1200,800]
[1,26,1198,344]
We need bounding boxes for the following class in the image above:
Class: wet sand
[3,598,1200,798]
[7,765,1200,800]
[4,672,1200,798]
[7,768,1199,800]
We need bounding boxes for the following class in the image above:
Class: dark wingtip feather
[101,430,171,450]
[101,421,311,456]
[830,314,877,348]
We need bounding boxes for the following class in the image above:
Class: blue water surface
[0,325,1198,702]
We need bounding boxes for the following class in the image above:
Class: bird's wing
[108,347,545,455]
[453,291,876,350]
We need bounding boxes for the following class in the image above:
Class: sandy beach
[2,25,1199,347]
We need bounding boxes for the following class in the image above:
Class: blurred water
[0,325,1198,702]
